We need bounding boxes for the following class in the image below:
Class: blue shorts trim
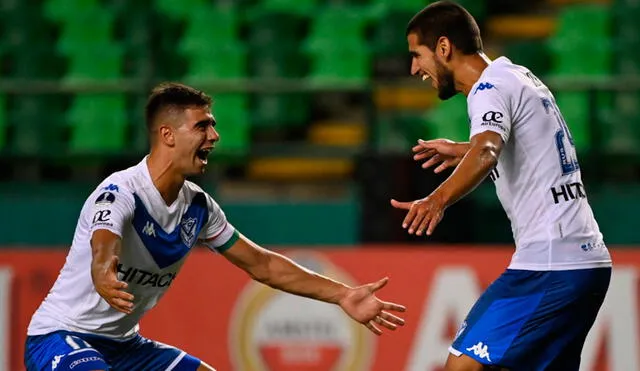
[450,268,611,370]
[24,330,202,371]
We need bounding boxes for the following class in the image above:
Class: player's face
[408,33,457,100]
[172,106,219,176]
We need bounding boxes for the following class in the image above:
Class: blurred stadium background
[0,0,639,370]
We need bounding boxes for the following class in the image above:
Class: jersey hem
[507,260,612,271]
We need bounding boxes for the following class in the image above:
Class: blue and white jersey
[27,156,237,338]
[467,57,611,270]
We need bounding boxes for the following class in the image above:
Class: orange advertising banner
[1,246,639,371]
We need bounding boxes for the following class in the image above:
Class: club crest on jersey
[180,217,198,247]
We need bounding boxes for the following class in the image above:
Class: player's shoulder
[470,57,529,98]
[182,180,222,210]
[89,158,149,205]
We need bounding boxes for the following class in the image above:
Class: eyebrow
[409,51,419,57]
[195,118,216,127]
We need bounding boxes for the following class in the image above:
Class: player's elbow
[476,142,500,170]
[246,251,273,284]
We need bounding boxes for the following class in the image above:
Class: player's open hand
[413,139,469,173]
[390,192,446,236]
[338,277,406,336]
[93,256,135,314]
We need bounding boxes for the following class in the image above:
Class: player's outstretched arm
[412,138,470,173]
[221,234,406,335]
[91,230,135,314]
[391,131,503,236]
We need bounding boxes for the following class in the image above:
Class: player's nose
[207,125,220,142]
[410,59,420,76]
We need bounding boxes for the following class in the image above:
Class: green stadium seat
[9,96,66,156]
[252,94,309,128]
[247,0,316,17]
[0,95,6,150]
[154,0,208,20]
[502,40,550,77]
[181,45,247,83]
[43,0,100,22]
[67,94,128,153]
[62,45,124,83]
[553,92,590,153]
[424,94,469,142]
[371,11,415,57]
[211,94,250,156]
[56,11,116,55]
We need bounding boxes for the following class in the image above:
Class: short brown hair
[145,82,212,134]
[406,1,483,55]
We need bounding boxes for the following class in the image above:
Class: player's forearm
[254,251,350,304]
[434,142,498,207]
[90,231,121,281]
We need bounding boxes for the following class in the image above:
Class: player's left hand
[390,192,446,236]
[338,277,406,336]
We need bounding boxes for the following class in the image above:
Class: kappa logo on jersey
[180,217,197,247]
[142,221,156,237]
[52,354,64,370]
[467,341,492,362]
[102,184,119,192]
[117,263,177,287]
[473,82,494,95]
[95,192,116,206]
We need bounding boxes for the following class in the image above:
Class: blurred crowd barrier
[1,246,638,371]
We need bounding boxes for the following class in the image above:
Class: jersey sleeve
[88,184,135,238]
[198,194,239,254]
[468,81,512,143]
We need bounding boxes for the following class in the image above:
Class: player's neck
[456,52,492,97]
[146,151,185,206]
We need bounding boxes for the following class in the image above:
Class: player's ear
[436,36,452,61]
[159,125,175,147]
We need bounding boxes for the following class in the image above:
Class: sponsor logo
[230,252,374,371]
[117,264,177,288]
[92,210,112,228]
[473,82,494,95]
[51,355,64,370]
[69,356,102,369]
[550,182,586,204]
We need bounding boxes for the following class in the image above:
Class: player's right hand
[93,256,135,314]
[412,139,470,173]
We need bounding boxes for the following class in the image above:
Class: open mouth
[422,73,430,81]
[196,148,212,164]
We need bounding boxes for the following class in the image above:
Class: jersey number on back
[542,97,580,175]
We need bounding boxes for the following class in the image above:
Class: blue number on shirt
[541,98,580,175]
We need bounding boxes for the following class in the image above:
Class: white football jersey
[467,57,611,271]
[28,156,237,338]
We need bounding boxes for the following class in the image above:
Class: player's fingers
[113,280,128,290]
[380,310,406,326]
[426,212,443,236]
[114,289,134,302]
[416,213,432,236]
[110,298,134,313]
[382,301,407,312]
[369,277,389,292]
[421,154,442,169]
[413,148,436,160]
[412,143,428,153]
[390,199,412,211]
[375,315,398,330]
[408,208,426,234]
[400,204,417,229]
[365,321,383,336]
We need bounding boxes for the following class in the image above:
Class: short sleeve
[468,81,512,143]
[198,194,238,253]
[88,183,135,237]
